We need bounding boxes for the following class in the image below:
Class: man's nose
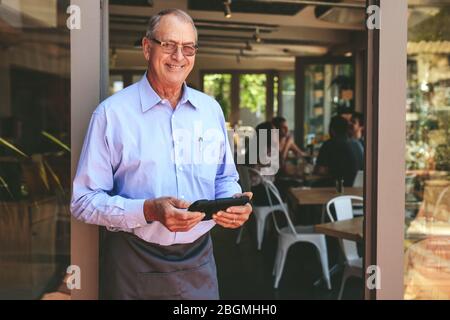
[171,46,184,61]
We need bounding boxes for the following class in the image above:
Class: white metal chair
[353,170,364,188]
[236,167,286,250]
[263,179,331,290]
[326,195,364,299]
[352,170,364,216]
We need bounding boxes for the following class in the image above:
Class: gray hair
[145,9,198,42]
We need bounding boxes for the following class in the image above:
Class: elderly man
[71,9,252,300]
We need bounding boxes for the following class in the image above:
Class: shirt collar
[139,74,162,113]
[139,73,200,112]
[181,83,201,110]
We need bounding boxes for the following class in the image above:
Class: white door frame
[70,0,109,300]
[364,0,407,300]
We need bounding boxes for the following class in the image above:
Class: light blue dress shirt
[70,74,241,246]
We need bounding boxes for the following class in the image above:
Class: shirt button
[179,166,183,171]
[181,195,185,199]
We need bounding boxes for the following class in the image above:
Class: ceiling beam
[237,0,365,9]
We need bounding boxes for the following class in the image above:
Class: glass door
[0,0,71,299]
[403,2,450,300]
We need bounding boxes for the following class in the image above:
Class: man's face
[143,15,196,88]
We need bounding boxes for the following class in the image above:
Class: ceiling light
[224,0,232,19]
[253,27,261,43]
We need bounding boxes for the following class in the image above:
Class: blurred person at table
[351,111,364,148]
[337,104,353,122]
[314,115,359,187]
[246,121,278,206]
[338,108,364,173]
[271,116,309,171]
[348,111,364,173]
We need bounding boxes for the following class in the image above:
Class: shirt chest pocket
[194,135,224,182]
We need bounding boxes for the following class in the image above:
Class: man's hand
[144,197,205,232]
[212,192,253,229]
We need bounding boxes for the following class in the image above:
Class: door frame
[70,0,109,300]
[364,0,407,300]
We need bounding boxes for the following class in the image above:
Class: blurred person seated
[246,121,278,206]
[314,115,360,187]
[338,108,364,173]
[351,111,364,148]
[271,116,309,173]
[337,104,353,122]
[348,112,364,172]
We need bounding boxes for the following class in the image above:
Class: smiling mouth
[166,64,185,70]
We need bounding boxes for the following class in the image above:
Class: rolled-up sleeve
[214,108,242,199]
[70,105,148,229]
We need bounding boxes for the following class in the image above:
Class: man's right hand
[143,197,205,232]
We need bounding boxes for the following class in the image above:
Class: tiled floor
[211,215,364,300]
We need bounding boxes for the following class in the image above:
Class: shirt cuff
[123,198,147,229]
[215,183,242,199]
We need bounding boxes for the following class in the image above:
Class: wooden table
[288,187,363,223]
[314,217,364,242]
[289,187,363,206]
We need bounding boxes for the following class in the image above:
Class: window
[403,3,450,300]
[109,75,124,95]
[303,63,354,146]
[202,71,283,127]
[280,72,295,132]
[239,74,267,128]
[203,73,232,121]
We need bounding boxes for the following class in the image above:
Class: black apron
[100,230,219,300]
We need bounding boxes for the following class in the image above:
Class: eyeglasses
[150,38,198,57]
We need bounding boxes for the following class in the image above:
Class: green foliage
[239,74,266,114]
[203,74,232,120]
[282,74,295,91]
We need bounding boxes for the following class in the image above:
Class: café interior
[0,0,449,299]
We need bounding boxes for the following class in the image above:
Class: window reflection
[404,2,450,300]
[0,0,70,299]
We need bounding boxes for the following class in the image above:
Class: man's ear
[142,37,150,61]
